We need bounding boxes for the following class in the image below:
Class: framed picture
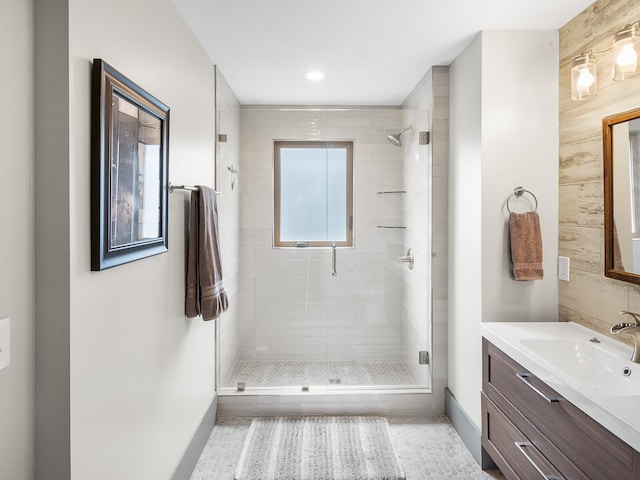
[91,59,170,271]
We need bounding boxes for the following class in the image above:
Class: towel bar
[169,183,221,195]
[506,186,537,213]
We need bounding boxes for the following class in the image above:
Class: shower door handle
[331,243,337,276]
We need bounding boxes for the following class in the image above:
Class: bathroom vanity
[481,322,640,480]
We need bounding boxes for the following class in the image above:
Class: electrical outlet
[0,317,10,370]
[558,256,570,282]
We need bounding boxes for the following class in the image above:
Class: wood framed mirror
[604,107,640,284]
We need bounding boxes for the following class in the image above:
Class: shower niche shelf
[377,189,406,228]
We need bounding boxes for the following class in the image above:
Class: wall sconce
[613,21,640,81]
[571,51,597,100]
[570,20,640,100]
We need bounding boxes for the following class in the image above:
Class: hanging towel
[509,211,544,281]
[186,186,229,320]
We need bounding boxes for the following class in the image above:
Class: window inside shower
[217,106,432,392]
[274,141,354,248]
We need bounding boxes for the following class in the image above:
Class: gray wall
[34,0,71,477]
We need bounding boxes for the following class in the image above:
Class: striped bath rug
[234,416,405,480]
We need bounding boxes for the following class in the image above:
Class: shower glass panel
[220,106,432,391]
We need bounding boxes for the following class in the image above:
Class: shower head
[386,126,413,146]
[386,133,402,146]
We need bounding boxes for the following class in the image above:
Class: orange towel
[509,211,543,281]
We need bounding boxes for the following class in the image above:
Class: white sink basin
[481,321,640,452]
[520,338,640,396]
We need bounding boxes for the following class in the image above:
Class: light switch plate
[558,256,570,282]
[0,317,9,370]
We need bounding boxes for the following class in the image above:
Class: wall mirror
[91,59,170,271]
[604,107,640,284]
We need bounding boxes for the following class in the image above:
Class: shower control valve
[398,248,414,270]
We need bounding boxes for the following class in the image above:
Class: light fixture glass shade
[571,52,597,100]
[613,24,640,81]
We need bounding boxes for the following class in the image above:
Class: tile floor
[229,360,416,388]
[190,415,505,480]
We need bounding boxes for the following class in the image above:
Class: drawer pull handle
[515,442,559,480]
[516,372,559,403]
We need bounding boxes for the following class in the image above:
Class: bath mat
[234,416,405,480]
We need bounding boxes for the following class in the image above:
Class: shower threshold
[227,359,419,389]
[217,378,432,417]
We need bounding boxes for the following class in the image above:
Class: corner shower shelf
[377,190,407,194]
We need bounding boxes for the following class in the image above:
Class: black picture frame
[91,59,170,271]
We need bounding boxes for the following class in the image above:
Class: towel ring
[506,186,538,213]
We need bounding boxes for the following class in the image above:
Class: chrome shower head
[386,133,402,146]
[386,126,413,146]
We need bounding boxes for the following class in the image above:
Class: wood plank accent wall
[559,0,640,342]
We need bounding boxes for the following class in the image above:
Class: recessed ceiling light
[303,70,326,81]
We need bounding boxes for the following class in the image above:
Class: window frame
[273,140,354,248]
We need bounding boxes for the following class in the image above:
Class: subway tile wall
[237,107,409,367]
[430,67,449,411]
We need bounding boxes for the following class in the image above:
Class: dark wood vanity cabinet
[482,338,640,480]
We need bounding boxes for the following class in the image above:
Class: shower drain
[328,378,342,384]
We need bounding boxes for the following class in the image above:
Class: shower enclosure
[216,104,434,393]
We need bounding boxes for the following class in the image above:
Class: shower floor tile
[228,359,416,387]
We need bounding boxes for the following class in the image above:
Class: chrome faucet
[611,311,640,363]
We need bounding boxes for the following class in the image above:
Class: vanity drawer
[483,393,564,480]
[483,338,636,480]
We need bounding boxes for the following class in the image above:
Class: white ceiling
[171,0,594,106]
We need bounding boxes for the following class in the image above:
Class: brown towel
[509,211,544,281]
[186,186,229,320]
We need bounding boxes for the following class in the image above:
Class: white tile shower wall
[431,67,449,414]
[215,69,242,388]
[401,67,449,410]
[238,107,407,368]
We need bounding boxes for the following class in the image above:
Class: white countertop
[481,321,640,452]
